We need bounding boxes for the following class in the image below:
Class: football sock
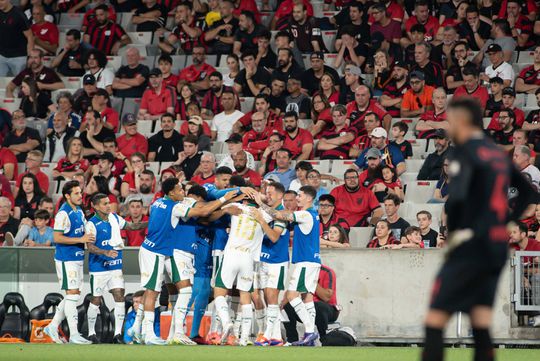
[133,304,144,335]
[240,304,253,342]
[143,311,156,338]
[422,326,444,361]
[305,301,316,332]
[233,307,242,338]
[254,308,266,335]
[114,302,125,336]
[49,299,65,328]
[87,303,99,336]
[173,287,192,336]
[64,294,80,336]
[472,328,494,361]
[272,313,282,340]
[264,304,279,340]
[214,296,231,329]
[290,297,314,333]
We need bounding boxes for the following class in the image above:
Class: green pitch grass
[0,344,538,361]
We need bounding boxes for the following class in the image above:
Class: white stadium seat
[349,227,374,248]
[305,160,330,173]
[331,159,355,177]
[405,159,424,173]
[0,98,21,113]
[239,97,254,113]
[404,181,437,203]
[128,32,153,45]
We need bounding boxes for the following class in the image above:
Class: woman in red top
[52,137,89,180]
[120,152,155,199]
[315,73,340,106]
[310,93,333,138]
[320,224,350,249]
[150,168,180,204]
[177,84,197,120]
[84,175,119,215]
[367,220,398,248]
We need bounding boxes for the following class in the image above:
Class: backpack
[321,327,357,347]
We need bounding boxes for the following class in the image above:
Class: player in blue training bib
[255,185,321,347]
[44,181,95,345]
[84,193,148,344]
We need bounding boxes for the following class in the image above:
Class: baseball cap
[161,167,176,178]
[371,127,388,138]
[225,133,242,143]
[485,43,502,54]
[346,65,362,77]
[83,74,96,85]
[434,129,448,139]
[410,71,425,81]
[366,148,382,159]
[393,60,408,70]
[149,68,162,77]
[310,51,324,60]
[99,152,115,163]
[188,116,203,125]
[502,87,516,97]
[122,113,137,125]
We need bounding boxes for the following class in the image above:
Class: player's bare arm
[54,231,95,245]
[188,190,238,217]
[250,208,283,242]
[124,221,149,231]
[87,243,118,258]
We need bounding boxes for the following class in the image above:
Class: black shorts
[429,257,503,314]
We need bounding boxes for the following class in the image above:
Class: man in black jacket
[417,129,451,180]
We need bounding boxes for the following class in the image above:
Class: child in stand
[393,226,425,249]
[390,121,413,159]
[23,210,54,247]
[372,165,404,202]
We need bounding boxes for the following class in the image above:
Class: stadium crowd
[0,0,540,346]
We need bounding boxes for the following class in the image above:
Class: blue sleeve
[391,146,405,166]
[206,187,240,200]
[123,311,135,343]
[355,150,367,169]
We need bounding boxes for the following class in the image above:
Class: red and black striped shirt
[518,65,540,86]
[382,81,410,118]
[317,125,357,160]
[366,236,398,248]
[86,21,127,56]
[172,19,205,54]
[57,0,85,13]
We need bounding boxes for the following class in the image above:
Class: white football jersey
[225,203,272,259]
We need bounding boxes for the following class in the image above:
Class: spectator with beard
[262,147,296,189]
[124,169,156,211]
[51,29,88,77]
[349,112,381,159]
[178,46,216,93]
[285,76,311,119]
[255,30,276,72]
[485,76,505,117]
[487,87,525,131]
[453,67,489,111]
[233,10,266,55]
[232,150,262,188]
[432,26,459,70]
[43,111,79,163]
[3,110,41,163]
[202,71,238,119]
[445,41,480,94]
[330,168,383,227]
[490,109,516,147]
[234,50,270,97]
[416,88,450,139]
[282,111,313,160]
[380,61,409,118]
[287,3,325,54]
[265,78,287,116]
[400,71,435,118]
[346,85,392,135]
[173,134,203,180]
[242,111,275,160]
[79,110,116,161]
[358,148,384,191]
[272,48,303,84]
[46,92,82,133]
[138,68,176,121]
[355,127,406,175]
[204,0,239,55]
[147,113,183,162]
[218,133,256,171]
[81,49,114,95]
[83,4,131,56]
[159,2,203,55]
[301,52,340,97]
[417,129,451,181]
[316,104,356,160]
[318,194,349,238]
[121,199,148,247]
[31,4,59,55]
[383,194,409,241]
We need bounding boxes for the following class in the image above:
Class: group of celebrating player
[41,170,322,347]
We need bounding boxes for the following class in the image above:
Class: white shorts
[90,269,125,297]
[287,262,320,294]
[55,260,83,291]
[260,261,288,290]
[164,249,195,284]
[252,261,263,290]
[210,250,224,288]
[139,247,167,292]
[215,250,254,292]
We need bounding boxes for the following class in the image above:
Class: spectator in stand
[273,30,305,72]
[132,0,166,32]
[112,47,150,98]
[263,148,296,189]
[0,0,34,77]
[81,0,117,33]
[333,25,368,70]
[159,2,202,55]
[446,41,481,94]
[337,2,370,47]
[400,71,435,118]
[417,211,439,248]
[211,89,244,141]
[52,137,89,180]
[13,172,43,220]
[480,44,515,88]
[473,19,516,68]
[302,52,340,97]
[138,68,176,121]
[369,30,403,70]
[19,209,52,247]
[375,165,404,202]
[367,220,398,248]
[457,6,491,52]
[403,24,437,67]
[370,48,393,97]
[14,150,48,195]
[88,152,122,195]
[202,71,235,119]
[116,113,148,159]
[390,121,412,160]
[395,226,425,249]
[282,111,313,160]
[417,129,451,180]
[51,29,88,77]
[184,116,211,152]
[232,0,261,25]
[46,92,82,133]
[102,138,126,177]
[43,111,79,163]
[147,113,183,162]
[6,48,64,98]
[487,87,525,131]
[369,3,401,44]
[506,0,534,51]
[453,67,490,110]
[120,152,151,199]
[234,50,270,97]
[317,104,356,160]
[358,147,384,192]
[191,152,216,186]
[410,42,445,88]
[178,46,216,94]
[404,1,440,44]
[30,5,58,55]
[432,26,459,70]
[176,84,197,120]
[416,88,450,139]
[83,4,131,56]
[204,0,239,55]
[284,76,311,119]
[315,73,340,106]
[330,168,383,227]
[320,224,350,249]
[350,112,383,158]
[485,76,505,117]
[513,145,540,190]
[218,54,239,87]
[173,135,203,180]
[157,54,179,90]
[287,3,325,54]
[380,61,409,118]
[83,88,119,131]
[236,95,282,135]
[289,161,312,193]
[124,169,156,209]
[81,50,115,94]
[318,194,343,235]
[273,48,304,84]
[346,85,392,134]
[121,199,148,247]
[233,10,266,55]
[3,109,41,162]
[338,64,362,106]
[383,193,410,241]
[490,108,516,147]
[20,78,55,119]
[516,45,540,94]
[523,89,540,146]
[271,0,310,30]
[310,93,333,138]
[79,109,116,160]
[242,111,274,160]
[306,169,328,209]
[218,133,256,172]
[232,150,262,188]
[266,78,287,116]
